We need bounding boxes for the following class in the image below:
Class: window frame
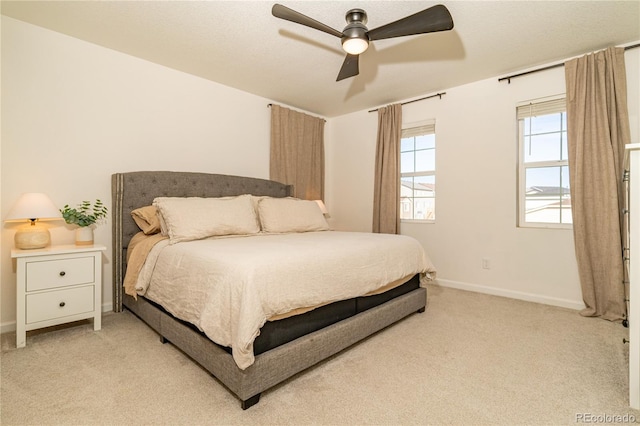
[516,96,571,229]
[400,120,436,224]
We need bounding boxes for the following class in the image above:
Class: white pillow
[258,197,329,233]
[153,194,260,244]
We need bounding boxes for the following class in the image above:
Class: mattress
[130,230,436,369]
[252,274,421,354]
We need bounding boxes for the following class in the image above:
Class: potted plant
[60,199,108,245]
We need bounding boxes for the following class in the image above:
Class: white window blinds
[402,120,435,138]
[516,97,566,119]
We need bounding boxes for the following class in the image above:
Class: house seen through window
[517,97,570,228]
[400,121,435,221]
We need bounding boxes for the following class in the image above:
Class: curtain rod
[368,92,446,113]
[498,42,640,84]
[267,103,326,122]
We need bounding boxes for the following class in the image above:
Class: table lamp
[5,192,62,249]
[314,200,329,217]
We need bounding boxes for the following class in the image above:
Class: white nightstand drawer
[26,285,95,324]
[26,256,95,292]
[12,244,105,348]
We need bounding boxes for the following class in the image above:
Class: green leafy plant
[60,199,108,227]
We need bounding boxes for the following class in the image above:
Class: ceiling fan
[272,3,454,81]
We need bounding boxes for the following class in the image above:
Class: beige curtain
[565,46,631,321]
[270,104,325,200]
[372,104,402,234]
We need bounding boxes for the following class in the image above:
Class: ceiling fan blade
[272,4,343,38]
[367,4,454,41]
[336,54,359,81]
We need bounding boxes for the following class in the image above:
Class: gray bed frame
[112,171,427,409]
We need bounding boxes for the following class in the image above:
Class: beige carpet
[1,284,638,425]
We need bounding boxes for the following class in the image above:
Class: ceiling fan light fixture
[272,3,454,81]
[341,37,369,55]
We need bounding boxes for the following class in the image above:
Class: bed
[112,171,434,409]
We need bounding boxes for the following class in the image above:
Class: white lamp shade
[5,193,61,221]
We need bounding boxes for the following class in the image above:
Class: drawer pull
[59,271,66,277]
[59,302,66,307]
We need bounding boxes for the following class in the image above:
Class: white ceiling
[2,1,639,118]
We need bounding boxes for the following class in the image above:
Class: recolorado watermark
[575,413,636,423]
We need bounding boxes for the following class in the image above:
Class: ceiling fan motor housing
[341,9,369,54]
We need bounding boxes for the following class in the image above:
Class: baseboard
[0,322,15,335]
[0,302,114,335]
[0,286,584,334]
[435,278,586,311]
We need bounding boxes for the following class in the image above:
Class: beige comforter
[128,231,436,369]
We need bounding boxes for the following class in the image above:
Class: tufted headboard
[111,171,293,312]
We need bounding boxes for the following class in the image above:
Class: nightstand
[11,244,106,348]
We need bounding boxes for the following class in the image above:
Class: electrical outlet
[482,258,490,269]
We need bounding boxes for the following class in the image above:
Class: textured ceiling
[2,1,639,117]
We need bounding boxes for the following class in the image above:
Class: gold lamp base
[15,222,51,250]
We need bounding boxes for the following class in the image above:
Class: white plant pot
[75,227,94,246]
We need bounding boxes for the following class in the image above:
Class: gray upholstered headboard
[111,171,293,312]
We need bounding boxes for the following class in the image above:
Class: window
[517,97,570,228]
[400,121,435,221]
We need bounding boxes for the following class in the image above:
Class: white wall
[1,17,277,329]
[326,47,640,309]
[3,14,639,330]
